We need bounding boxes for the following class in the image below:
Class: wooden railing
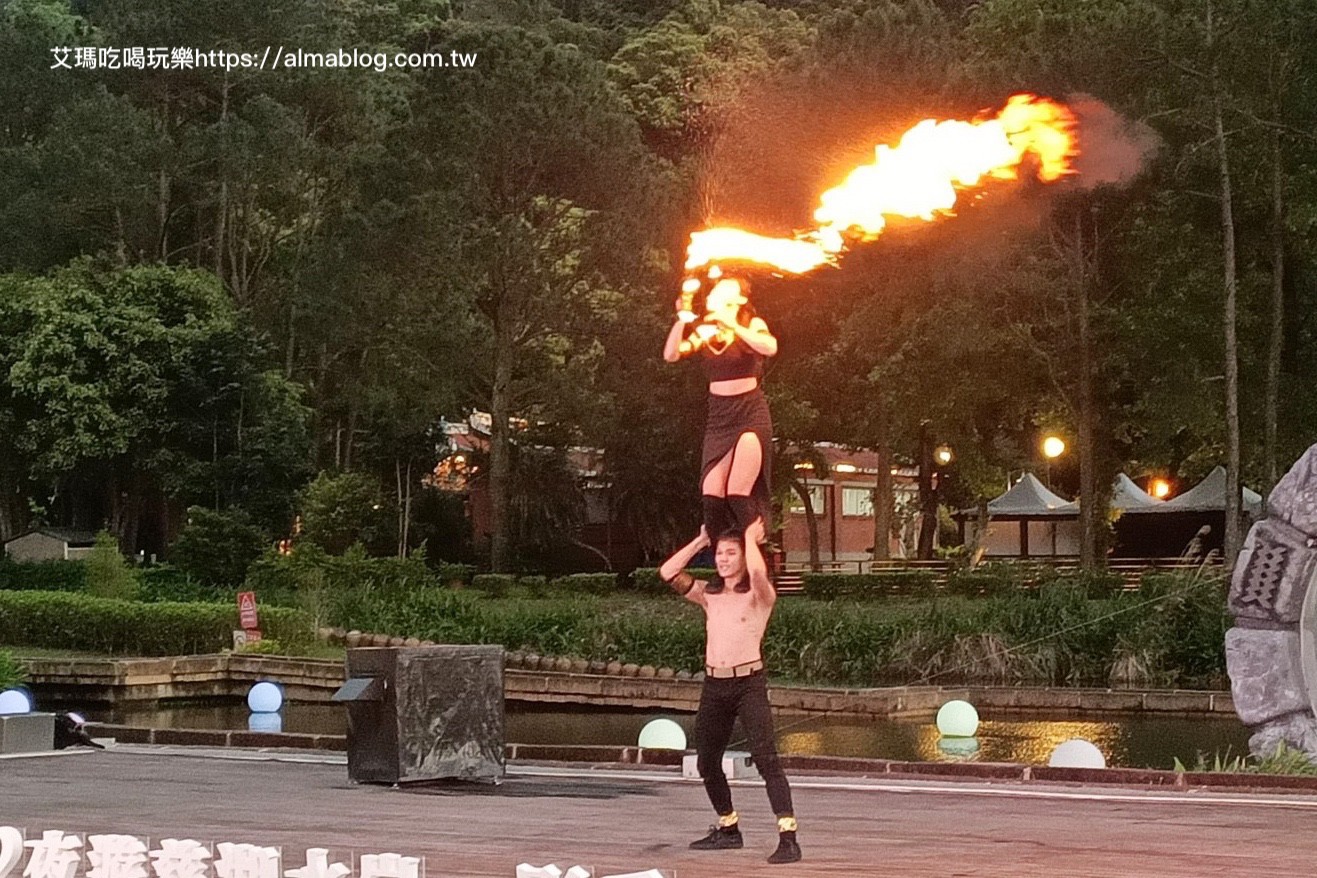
[772,556,1219,595]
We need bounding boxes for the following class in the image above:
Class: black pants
[694,672,794,818]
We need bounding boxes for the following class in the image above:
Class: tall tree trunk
[1210,16,1243,565]
[489,307,516,573]
[871,396,893,562]
[1073,211,1098,569]
[1265,126,1285,493]
[791,479,822,571]
[214,75,229,283]
[917,421,937,560]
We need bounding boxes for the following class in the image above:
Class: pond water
[80,701,1251,771]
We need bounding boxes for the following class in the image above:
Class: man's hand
[745,517,765,544]
[698,524,710,548]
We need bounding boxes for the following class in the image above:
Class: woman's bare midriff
[709,376,759,397]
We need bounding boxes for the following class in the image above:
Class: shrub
[631,567,717,593]
[298,471,389,554]
[471,574,517,597]
[1057,569,1127,598]
[236,638,286,655]
[802,571,938,600]
[0,649,26,689]
[0,558,86,592]
[514,575,549,598]
[169,506,268,589]
[549,573,619,595]
[137,566,224,603]
[946,561,1057,596]
[435,563,476,587]
[84,532,140,600]
[0,590,314,656]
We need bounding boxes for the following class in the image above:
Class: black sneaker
[689,824,743,850]
[767,833,801,864]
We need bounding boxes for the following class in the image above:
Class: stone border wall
[78,724,1317,794]
[25,654,1236,717]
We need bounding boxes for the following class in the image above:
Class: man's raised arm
[659,527,711,599]
[744,518,775,605]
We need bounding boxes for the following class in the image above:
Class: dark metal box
[335,645,504,784]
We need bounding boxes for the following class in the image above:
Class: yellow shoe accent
[777,816,798,833]
[718,811,739,828]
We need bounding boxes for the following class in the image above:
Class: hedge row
[0,559,87,592]
[802,570,939,599]
[326,573,1230,689]
[630,567,717,593]
[0,591,315,656]
[470,572,623,597]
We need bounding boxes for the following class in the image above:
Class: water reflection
[85,702,1250,770]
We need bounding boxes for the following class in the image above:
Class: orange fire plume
[684,94,1079,276]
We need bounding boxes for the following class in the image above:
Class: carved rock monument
[1226,444,1317,758]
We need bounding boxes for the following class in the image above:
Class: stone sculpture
[1226,443,1317,759]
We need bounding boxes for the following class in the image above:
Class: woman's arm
[663,318,689,363]
[726,316,778,357]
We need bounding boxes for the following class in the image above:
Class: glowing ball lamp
[1049,738,1106,769]
[638,718,687,750]
[0,688,33,715]
[936,700,979,738]
[247,681,284,714]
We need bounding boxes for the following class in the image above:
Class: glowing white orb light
[248,711,283,733]
[1049,738,1106,769]
[0,688,32,715]
[935,700,979,738]
[638,718,687,750]
[247,681,284,714]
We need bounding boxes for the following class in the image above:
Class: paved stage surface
[5,746,1317,877]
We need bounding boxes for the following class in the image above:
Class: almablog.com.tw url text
[50,47,477,72]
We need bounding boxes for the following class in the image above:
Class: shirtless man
[659,517,801,865]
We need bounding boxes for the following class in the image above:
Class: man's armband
[665,570,695,595]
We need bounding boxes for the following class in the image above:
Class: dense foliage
[0,0,1314,570]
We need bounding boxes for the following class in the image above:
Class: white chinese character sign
[87,836,149,878]
[0,828,663,878]
[24,831,83,878]
[148,840,210,878]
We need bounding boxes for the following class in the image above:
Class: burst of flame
[684,94,1078,275]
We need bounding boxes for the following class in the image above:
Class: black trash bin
[333,644,505,784]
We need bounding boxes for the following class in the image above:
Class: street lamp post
[1042,435,1066,490]
[917,424,954,561]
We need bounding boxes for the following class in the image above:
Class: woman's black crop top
[702,335,764,382]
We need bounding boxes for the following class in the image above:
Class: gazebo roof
[982,473,1079,518]
[1111,473,1164,511]
[1159,466,1263,515]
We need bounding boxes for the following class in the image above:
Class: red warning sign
[237,591,259,630]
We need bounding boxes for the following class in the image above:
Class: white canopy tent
[1110,472,1164,511]
[1157,465,1263,516]
[962,473,1080,557]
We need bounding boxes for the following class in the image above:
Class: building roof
[1110,473,1164,511]
[5,527,98,547]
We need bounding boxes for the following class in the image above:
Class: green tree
[169,506,269,589]
[0,261,311,548]
[85,530,140,600]
[298,471,389,555]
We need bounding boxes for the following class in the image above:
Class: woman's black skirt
[701,387,773,527]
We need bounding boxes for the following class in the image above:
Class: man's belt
[705,659,764,679]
